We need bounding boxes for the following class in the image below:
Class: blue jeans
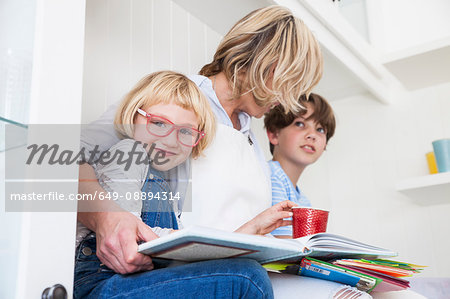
[74,234,273,298]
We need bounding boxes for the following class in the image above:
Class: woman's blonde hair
[200,5,323,113]
[114,71,216,158]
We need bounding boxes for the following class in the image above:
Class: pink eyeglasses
[137,108,205,147]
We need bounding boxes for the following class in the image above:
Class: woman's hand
[94,211,159,274]
[235,200,297,235]
[78,163,159,274]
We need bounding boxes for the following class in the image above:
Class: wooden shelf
[396,172,450,205]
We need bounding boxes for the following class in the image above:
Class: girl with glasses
[75,70,292,299]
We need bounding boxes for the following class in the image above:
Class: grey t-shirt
[75,139,177,247]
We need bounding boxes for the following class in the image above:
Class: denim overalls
[140,167,179,230]
[73,166,178,298]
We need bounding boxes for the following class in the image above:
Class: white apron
[181,124,271,231]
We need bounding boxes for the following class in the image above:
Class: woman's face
[238,69,276,118]
[134,103,199,171]
[238,91,274,118]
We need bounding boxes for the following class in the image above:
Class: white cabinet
[1,0,86,298]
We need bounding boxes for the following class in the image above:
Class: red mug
[292,207,329,238]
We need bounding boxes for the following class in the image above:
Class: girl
[74,71,279,299]
[76,71,215,247]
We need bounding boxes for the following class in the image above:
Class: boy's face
[269,103,327,168]
[134,103,198,171]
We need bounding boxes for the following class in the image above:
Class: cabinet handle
[41,284,67,299]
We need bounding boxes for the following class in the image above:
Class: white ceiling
[173,0,272,36]
[314,47,368,101]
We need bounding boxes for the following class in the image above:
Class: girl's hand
[235,200,297,235]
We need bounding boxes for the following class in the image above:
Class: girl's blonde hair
[114,71,216,158]
[200,5,323,113]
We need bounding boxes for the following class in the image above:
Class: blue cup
[432,139,450,173]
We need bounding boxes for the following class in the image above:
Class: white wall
[367,0,450,53]
[82,0,222,123]
[300,83,450,277]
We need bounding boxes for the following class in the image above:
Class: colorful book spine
[263,258,381,293]
[333,259,419,277]
[299,259,360,286]
[300,258,381,292]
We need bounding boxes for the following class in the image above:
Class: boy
[264,93,336,238]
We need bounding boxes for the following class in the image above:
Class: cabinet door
[1,0,86,298]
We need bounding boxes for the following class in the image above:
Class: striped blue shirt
[269,160,311,236]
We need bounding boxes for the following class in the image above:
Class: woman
[177,6,373,299]
[180,5,322,231]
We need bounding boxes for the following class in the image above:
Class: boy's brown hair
[264,93,336,154]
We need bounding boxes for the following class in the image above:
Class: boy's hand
[235,200,297,235]
[95,212,159,274]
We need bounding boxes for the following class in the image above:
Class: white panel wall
[300,83,450,277]
[82,0,109,122]
[82,0,222,123]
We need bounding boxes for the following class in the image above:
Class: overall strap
[140,167,179,230]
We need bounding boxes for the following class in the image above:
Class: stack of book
[137,226,424,293]
[264,257,424,293]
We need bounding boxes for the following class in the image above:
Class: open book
[138,226,396,264]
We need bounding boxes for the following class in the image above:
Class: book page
[153,241,257,262]
[299,233,396,257]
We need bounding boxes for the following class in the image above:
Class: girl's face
[134,103,200,171]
